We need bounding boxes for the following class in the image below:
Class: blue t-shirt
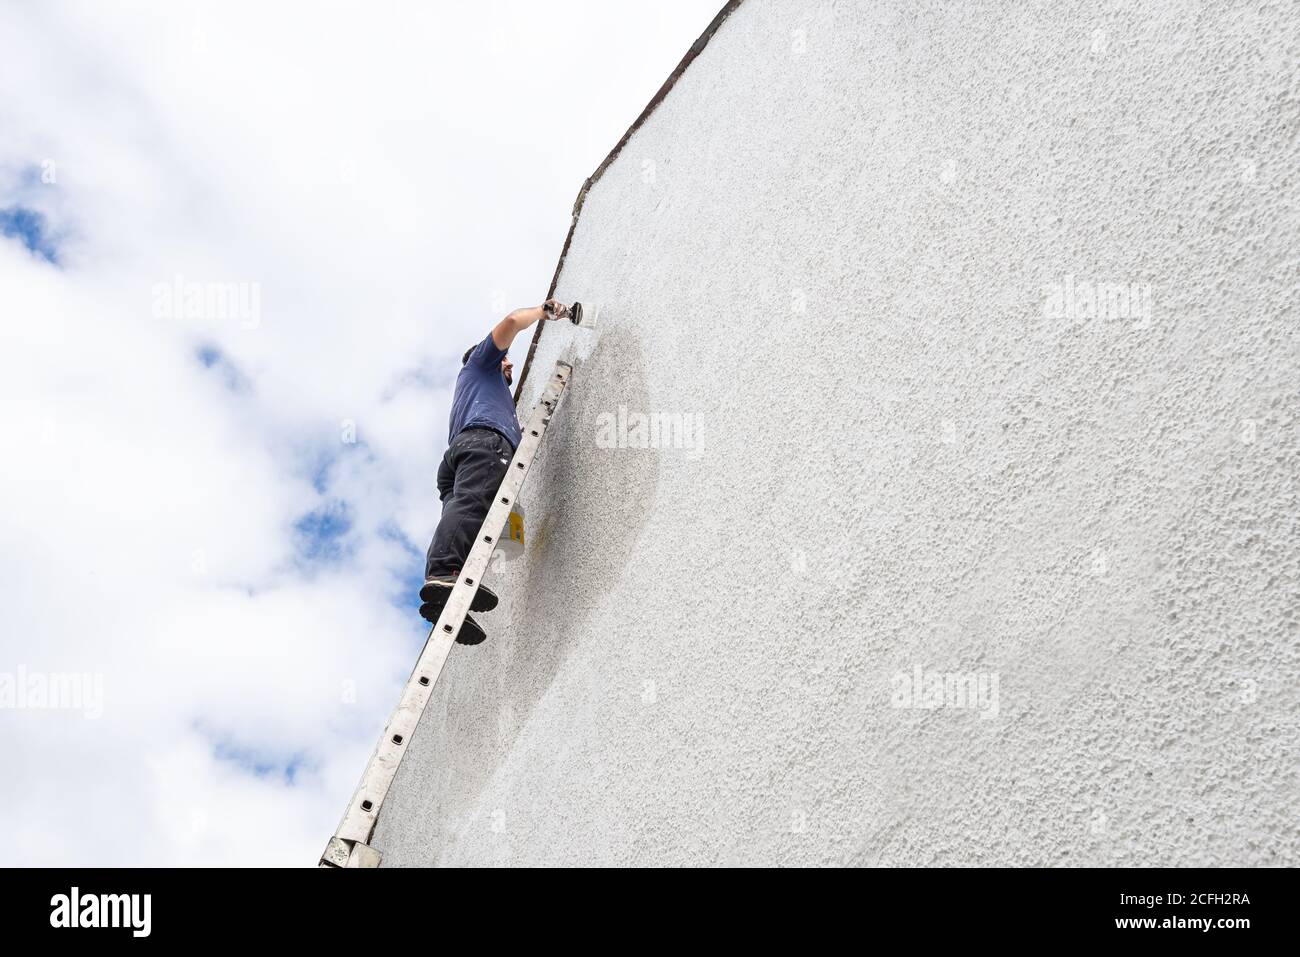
[448,333,521,449]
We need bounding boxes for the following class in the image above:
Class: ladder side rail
[320,361,572,867]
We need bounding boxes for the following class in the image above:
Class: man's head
[464,345,513,385]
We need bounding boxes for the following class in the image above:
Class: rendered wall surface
[372,0,1299,866]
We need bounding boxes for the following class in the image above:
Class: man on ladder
[420,299,571,641]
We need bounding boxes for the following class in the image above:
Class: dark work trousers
[424,427,514,579]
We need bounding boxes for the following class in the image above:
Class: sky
[0,0,722,866]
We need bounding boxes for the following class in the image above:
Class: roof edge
[513,0,745,404]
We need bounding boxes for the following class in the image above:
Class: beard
[503,369,513,386]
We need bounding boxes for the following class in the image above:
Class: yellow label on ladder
[505,508,525,546]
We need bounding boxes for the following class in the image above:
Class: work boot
[418,605,487,645]
[419,574,499,613]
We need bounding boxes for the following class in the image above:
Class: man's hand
[542,299,570,321]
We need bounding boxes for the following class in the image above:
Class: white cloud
[0,0,721,865]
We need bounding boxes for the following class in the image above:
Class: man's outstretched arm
[491,299,568,350]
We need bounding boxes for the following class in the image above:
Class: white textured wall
[373,0,1299,866]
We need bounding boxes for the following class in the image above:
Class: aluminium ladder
[319,360,574,868]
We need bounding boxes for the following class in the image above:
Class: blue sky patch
[309,449,336,494]
[0,204,60,264]
[207,734,311,785]
[294,500,354,565]
[195,343,250,392]
[379,521,427,615]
